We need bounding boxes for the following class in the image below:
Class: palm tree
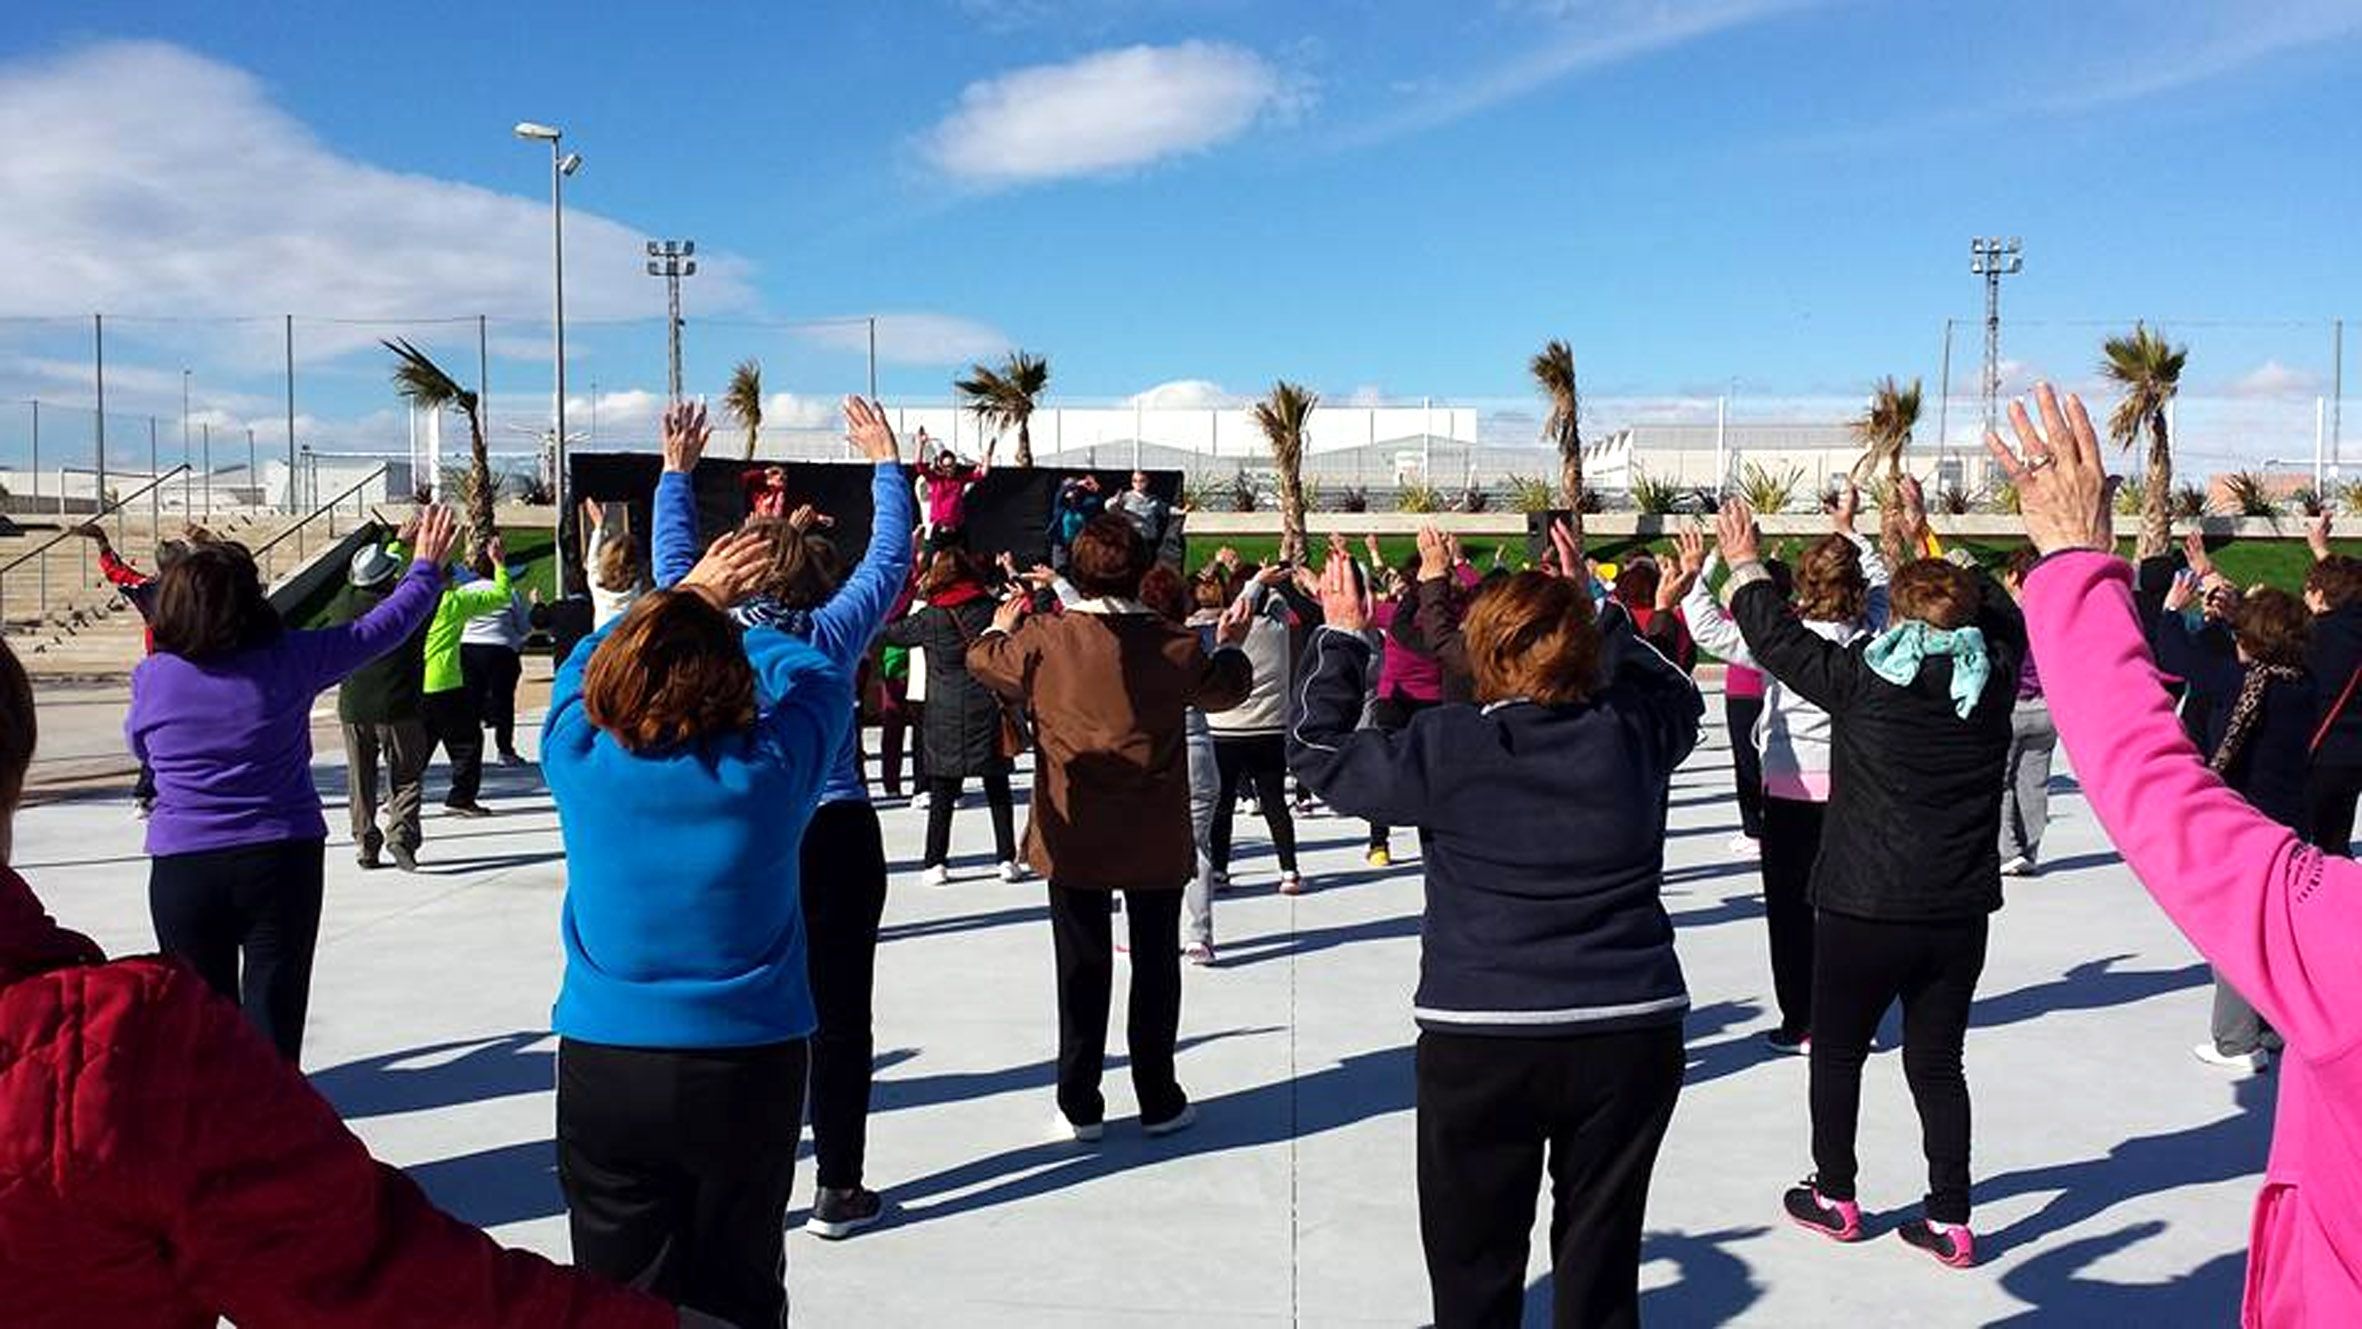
[1531,340,1584,543]
[1254,380,1318,562]
[1848,376,1921,484]
[384,338,492,554]
[954,350,1051,467]
[2101,322,2188,559]
[1848,376,1922,562]
[724,358,763,461]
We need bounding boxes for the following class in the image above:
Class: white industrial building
[1584,422,2005,507]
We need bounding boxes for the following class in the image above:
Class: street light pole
[517,121,579,592]
[1969,236,2023,447]
[646,240,696,403]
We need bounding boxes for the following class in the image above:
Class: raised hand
[1983,383,2115,556]
[843,396,900,463]
[1416,524,1451,581]
[485,535,505,566]
[661,399,711,474]
[2163,568,2200,614]
[2182,531,2216,581]
[787,503,834,532]
[1675,525,1707,578]
[412,506,459,567]
[1832,481,1860,533]
[1717,498,1762,565]
[1547,518,1584,584]
[2308,509,2334,562]
[679,530,770,607]
[580,496,605,532]
[1214,591,1257,646]
[1362,532,1382,563]
[991,593,1026,634]
[1317,552,1368,632]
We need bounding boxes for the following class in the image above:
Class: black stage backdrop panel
[564,454,1183,589]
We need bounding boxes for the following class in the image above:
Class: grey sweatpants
[2001,699,2057,862]
[1183,711,1219,947]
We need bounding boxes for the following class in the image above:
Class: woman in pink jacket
[1990,382,2362,1326]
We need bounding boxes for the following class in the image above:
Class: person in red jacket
[72,521,200,816]
[0,636,687,1329]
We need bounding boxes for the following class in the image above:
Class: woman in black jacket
[2156,577,2315,1073]
[1289,523,1702,1329]
[1718,498,2023,1271]
[881,550,1018,884]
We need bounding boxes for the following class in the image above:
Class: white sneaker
[2191,1042,2269,1074]
[998,861,1029,883]
[1726,834,1759,858]
[920,864,952,887]
[909,793,931,813]
[1183,941,1216,966]
[2000,855,2039,878]
[1143,1103,1197,1137]
[1061,1115,1104,1144]
[1278,870,1307,895]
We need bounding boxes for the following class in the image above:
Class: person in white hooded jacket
[1680,484,1891,1053]
[1206,564,1307,893]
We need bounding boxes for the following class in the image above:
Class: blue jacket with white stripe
[1287,599,1702,1037]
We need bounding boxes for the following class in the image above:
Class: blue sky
[3,0,2360,465]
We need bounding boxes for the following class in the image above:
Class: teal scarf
[1864,621,1991,719]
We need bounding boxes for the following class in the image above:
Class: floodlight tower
[647,240,697,404]
[1969,236,2023,443]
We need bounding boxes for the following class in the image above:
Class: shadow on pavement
[1519,1225,1770,1328]
[1988,1220,2245,1327]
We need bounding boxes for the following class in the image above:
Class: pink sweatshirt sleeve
[2023,550,2362,1063]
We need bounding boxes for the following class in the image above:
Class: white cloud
[922,42,1294,186]
[0,41,756,362]
[2228,359,2323,399]
[1127,378,1236,410]
[763,392,844,430]
[796,313,1012,366]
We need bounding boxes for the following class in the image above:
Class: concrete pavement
[14,677,2267,1325]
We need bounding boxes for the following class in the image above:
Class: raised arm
[966,600,1037,702]
[1681,552,1754,667]
[295,561,443,690]
[806,398,915,665]
[1995,381,2362,1064]
[1287,626,1433,826]
[1717,500,1862,713]
[1596,598,1706,765]
[652,399,711,589]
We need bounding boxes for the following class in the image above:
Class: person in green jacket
[418,536,512,817]
[326,531,434,870]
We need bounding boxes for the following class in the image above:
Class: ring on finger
[2023,454,2057,474]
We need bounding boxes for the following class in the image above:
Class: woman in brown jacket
[968,516,1253,1139]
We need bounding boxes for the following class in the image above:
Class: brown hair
[595,534,644,593]
[151,541,281,660]
[1068,515,1149,600]
[0,637,33,823]
[1139,564,1189,622]
[736,517,826,607]
[2003,545,2043,586]
[1792,535,1868,623]
[2306,554,2362,612]
[1462,571,1601,706]
[2235,586,2313,669]
[1611,559,1660,610]
[918,548,983,599]
[582,591,758,752]
[1888,558,1981,630]
[1192,572,1229,612]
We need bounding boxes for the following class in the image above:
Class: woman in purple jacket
[126,507,458,1061]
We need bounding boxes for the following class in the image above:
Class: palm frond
[724,359,763,428]
[2113,473,2148,516]
[384,338,473,414]
[2221,471,2281,518]
[2098,322,2188,449]
[1847,375,1921,480]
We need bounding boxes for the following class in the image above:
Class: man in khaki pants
[327,536,433,870]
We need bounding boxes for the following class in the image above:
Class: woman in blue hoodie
[649,396,913,1240]
[1289,522,1702,1329]
[542,522,850,1329]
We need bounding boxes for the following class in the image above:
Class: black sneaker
[1782,1177,1862,1242]
[804,1186,887,1240]
[1767,1028,1811,1055]
[1896,1217,1976,1267]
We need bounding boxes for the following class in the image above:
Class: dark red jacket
[0,867,673,1329]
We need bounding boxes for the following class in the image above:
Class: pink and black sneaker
[1897,1218,1976,1268]
[1782,1177,1862,1242]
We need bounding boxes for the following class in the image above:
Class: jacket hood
[0,866,104,988]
